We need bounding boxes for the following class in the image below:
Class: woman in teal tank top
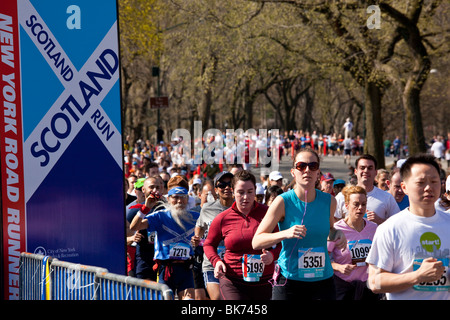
[252,148,346,300]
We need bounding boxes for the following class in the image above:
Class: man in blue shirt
[130,178,200,300]
[386,167,409,210]
[393,136,402,158]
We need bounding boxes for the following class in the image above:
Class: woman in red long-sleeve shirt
[203,170,281,300]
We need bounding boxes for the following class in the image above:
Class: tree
[377,0,448,154]
[118,0,162,143]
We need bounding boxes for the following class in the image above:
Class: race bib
[148,231,156,244]
[242,254,264,282]
[348,239,372,266]
[298,247,325,278]
[413,257,450,292]
[169,243,191,260]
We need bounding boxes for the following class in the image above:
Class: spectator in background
[386,167,409,211]
[320,172,336,196]
[145,162,160,178]
[393,136,402,159]
[430,135,445,163]
[343,118,353,139]
[269,171,284,188]
[256,183,266,203]
[264,185,284,207]
[202,163,221,180]
[375,169,389,191]
[384,139,391,157]
[126,174,138,205]
[343,137,352,164]
[156,126,164,144]
[333,179,346,197]
[435,175,450,213]
[159,171,170,195]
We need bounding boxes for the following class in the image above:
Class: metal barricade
[19,252,174,300]
[96,272,174,300]
[50,260,108,300]
[19,252,53,300]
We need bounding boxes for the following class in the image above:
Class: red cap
[321,172,335,182]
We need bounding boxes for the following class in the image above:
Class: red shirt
[204,201,281,281]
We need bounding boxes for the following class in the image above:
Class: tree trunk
[244,81,254,130]
[403,79,426,155]
[201,85,213,129]
[379,1,429,155]
[200,56,218,129]
[301,87,314,133]
[364,81,385,169]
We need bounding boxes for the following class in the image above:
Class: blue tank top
[277,189,333,281]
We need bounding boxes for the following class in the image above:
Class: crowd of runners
[122,129,450,300]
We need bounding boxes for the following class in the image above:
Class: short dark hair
[265,185,284,204]
[400,154,440,181]
[232,170,256,189]
[389,167,401,180]
[355,154,378,170]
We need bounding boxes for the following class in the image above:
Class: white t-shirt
[366,209,450,300]
[334,186,400,221]
[431,141,445,159]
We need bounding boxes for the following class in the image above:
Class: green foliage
[118,0,449,152]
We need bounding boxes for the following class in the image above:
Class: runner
[191,171,234,300]
[252,148,346,300]
[130,178,199,300]
[328,185,380,300]
[367,154,450,300]
[203,170,281,300]
[335,154,400,224]
[386,167,409,210]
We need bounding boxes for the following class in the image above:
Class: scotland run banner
[0,0,125,299]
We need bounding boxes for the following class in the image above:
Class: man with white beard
[130,177,200,300]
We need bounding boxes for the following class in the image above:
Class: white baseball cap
[269,171,283,181]
[396,159,407,168]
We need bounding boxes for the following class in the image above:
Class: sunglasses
[216,181,232,189]
[295,161,320,172]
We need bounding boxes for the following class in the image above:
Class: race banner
[0,0,125,299]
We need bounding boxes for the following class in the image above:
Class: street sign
[150,96,169,109]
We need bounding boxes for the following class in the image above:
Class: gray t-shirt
[196,199,230,271]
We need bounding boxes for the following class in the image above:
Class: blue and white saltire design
[15,0,125,275]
